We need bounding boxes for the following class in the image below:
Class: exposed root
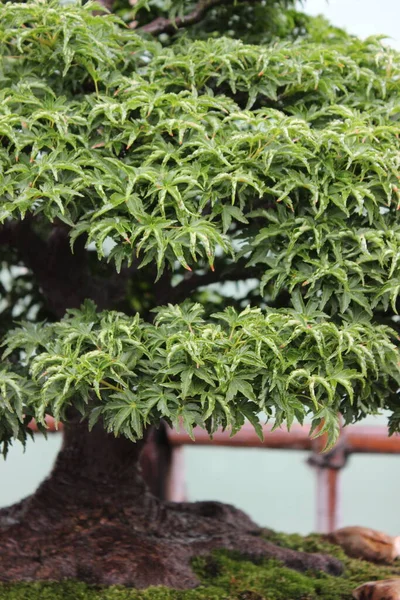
[0,498,342,589]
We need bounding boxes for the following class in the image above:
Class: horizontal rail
[170,423,400,455]
[29,417,400,455]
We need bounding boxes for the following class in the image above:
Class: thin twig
[137,0,231,36]
[94,0,115,12]
[171,260,260,302]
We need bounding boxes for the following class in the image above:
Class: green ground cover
[1,532,398,599]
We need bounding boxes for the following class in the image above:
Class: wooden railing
[30,418,400,533]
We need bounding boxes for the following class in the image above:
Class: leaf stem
[99,379,122,392]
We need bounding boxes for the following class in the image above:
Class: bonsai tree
[0,0,400,589]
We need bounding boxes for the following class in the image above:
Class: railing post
[308,421,347,534]
[166,446,187,502]
[314,465,341,534]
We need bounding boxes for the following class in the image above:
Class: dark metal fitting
[307,438,349,470]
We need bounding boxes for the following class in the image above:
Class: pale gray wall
[303,0,400,50]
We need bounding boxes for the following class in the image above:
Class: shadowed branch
[137,0,253,35]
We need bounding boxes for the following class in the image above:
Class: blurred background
[1,0,400,535]
[304,0,400,50]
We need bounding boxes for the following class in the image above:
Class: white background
[302,0,400,50]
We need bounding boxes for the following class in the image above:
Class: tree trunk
[0,417,343,589]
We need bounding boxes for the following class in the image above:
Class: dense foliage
[0,0,400,454]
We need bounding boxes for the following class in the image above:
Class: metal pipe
[29,418,400,455]
[315,467,341,533]
[166,446,187,502]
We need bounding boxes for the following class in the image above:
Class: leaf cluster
[0,3,399,307]
[1,300,399,453]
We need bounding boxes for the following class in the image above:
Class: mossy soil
[1,532,399,600]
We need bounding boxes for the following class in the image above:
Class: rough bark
[0,417,343,589]
[12,221,124,319]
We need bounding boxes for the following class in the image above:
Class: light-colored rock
[353,579,400,600]
[327,526,400,563]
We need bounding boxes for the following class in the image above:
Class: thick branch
[0,221,27,249]
[0,219,133,318]
[14,221,92,317]
[138,0,235,36]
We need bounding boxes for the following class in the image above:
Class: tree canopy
[0,0,400,455]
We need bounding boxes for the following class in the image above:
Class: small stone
[327,526,400,563]
[353,579,400,600]
[238,593,264,600]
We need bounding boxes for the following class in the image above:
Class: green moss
[1,532,399,600]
